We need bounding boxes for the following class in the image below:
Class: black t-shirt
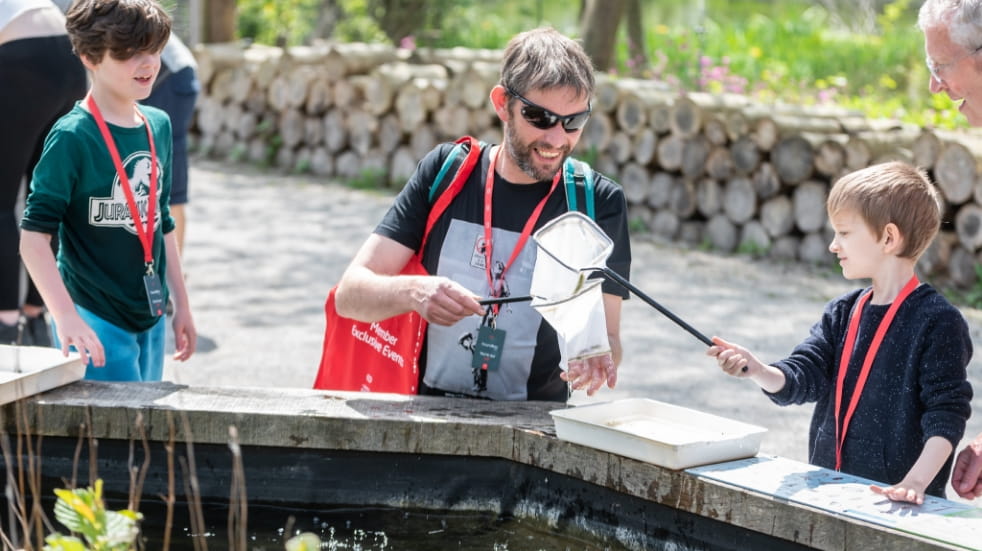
[376,142,631,401]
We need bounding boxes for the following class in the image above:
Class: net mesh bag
[530,212,613,364]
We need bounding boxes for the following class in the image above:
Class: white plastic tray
[0,345,85,405]
[550,398,767,470]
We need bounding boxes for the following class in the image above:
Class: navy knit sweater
[767,284,973,498]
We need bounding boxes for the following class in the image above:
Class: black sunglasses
[505,86,591,133]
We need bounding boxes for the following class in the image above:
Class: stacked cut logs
[190,41,982,289]
[193,41,504,185]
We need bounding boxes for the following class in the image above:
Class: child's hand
[707,337,787,393]
[706,336,756,377]
[872,437,951,504]
[170,306,197,362]
[869,479,926,505]
[54,313,105,367]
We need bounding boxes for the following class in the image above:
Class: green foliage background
[235,0,959,130]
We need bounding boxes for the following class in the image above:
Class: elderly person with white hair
[918,0,982,501]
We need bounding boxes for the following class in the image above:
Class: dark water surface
[136,501,632,551]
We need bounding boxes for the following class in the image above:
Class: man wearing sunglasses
[918,0,982,501]
[334,27,631,402]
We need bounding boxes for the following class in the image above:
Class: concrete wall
[0,382,969,550]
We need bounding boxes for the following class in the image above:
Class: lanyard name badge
[470,146,562,392]
[833,275,919,471]
[86,94,164,318]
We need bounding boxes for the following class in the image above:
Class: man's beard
[504,122,570,182]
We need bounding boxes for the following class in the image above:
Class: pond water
[23,437,812,551]
[135,501,633,551]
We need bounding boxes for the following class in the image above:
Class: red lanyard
[86,94,158,274]
[483,146,561,313]
[834,275,919,470]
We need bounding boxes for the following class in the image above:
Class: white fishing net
[530,212,612,301]
[531,212,613,365]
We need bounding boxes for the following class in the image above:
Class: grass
[346,167,388,190]
[945,265,982,309]
[624,0,961,129]
[736,239,769,258]
[628,217,649,234]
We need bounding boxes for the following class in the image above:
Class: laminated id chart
[688,455,982,550]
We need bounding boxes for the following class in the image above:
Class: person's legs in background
[0,36,85,345]
[0,46,40,342]
[142,65,200,255]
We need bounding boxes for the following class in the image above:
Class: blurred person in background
[141,30,198,255]
[0,0,86,345]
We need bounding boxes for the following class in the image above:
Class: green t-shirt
[22,102,175,332]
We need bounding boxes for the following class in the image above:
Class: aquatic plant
[43,480,142,551]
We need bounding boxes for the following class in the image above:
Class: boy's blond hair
[827,161,941,259]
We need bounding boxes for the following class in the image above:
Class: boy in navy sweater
[708,161,972,503]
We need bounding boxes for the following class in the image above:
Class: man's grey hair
[499,27,595,100]
[919,0,982,50]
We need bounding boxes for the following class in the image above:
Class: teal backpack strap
[563,160,578,212]
[429,144,464,204]
[429,139,485,204]
[581,161,595,219]
[563,158,596,220]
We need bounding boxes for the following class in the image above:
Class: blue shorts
[51,304,166,382]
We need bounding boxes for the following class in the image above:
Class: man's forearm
[608,333,622,367]
[334,266,421,322]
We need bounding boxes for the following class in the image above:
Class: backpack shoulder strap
[428,136,485,203]
[421,136,483,248]
[563,157,596,220]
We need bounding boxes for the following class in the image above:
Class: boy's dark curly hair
[65,0,171,62]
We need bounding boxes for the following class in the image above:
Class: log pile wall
[190,41,982,289]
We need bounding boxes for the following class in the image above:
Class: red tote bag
[314,137,482,393]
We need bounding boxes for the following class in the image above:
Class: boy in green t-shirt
[20,0,195,381]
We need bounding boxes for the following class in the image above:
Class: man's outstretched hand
[563,353,617,396]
